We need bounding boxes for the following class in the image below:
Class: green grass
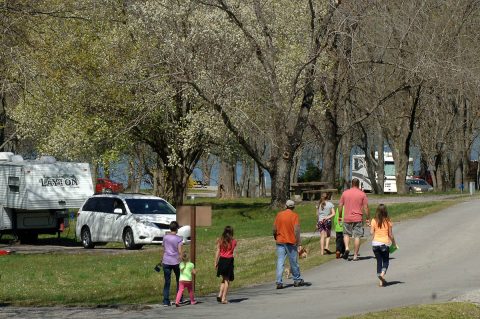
[343,302,480,319]
[0,198,467,306]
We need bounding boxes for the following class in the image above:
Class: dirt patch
[0,237,158,255]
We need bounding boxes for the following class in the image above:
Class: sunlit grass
[343,302,480,319]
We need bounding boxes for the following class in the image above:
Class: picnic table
[290,182,337,201]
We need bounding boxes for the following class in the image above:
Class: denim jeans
[276,243,302,284]
[163,264,180,305]
[372,244,390,276]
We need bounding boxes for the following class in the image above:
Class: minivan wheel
[81,227,95,249]
[123,228,141,250]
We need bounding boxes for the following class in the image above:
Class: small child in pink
[175,252,197,306]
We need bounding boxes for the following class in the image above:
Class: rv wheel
[81,227,95,249]
[123,228,142,250]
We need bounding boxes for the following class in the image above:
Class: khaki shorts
[343,222,364,238]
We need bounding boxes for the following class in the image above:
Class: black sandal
[324,249,332,255]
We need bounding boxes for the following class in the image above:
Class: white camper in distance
[0,152,94,242]
[351,152,413,193]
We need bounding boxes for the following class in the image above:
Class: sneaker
[276,283,284,289]
[190,301,197,305]
[175,303,180,307]
[293,279,305,287]
[336,251,341,259]
[343,250,349,260]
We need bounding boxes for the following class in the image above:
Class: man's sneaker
[343,250,349,260]
[276,283,284,289]
[293,279,305,287]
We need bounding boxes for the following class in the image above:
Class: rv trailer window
[8,176,20,193]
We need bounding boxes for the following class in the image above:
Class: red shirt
[339,187,368,223]
[219,239,237,258]
[274,209,299,244]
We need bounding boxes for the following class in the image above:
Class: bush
[298,162,322,182]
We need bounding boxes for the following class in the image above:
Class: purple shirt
[162,233,183,265]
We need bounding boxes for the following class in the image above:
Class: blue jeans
[372,245,390,276]
[163,264,180,305]
[276,243,302,284]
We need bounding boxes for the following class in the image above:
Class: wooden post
[190,205,196,292]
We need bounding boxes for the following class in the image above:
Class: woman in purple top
[162,221,183,306]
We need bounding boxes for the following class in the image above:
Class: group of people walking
[160,221,237,307]
[159,177,397,307]
[274,178,397,289]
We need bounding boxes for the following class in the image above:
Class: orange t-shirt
[274,209,299,245]
[371,218,392,244]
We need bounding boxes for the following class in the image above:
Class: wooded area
[1,0,479,207]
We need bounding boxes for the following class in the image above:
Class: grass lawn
[342,302,480,319]
[0,197,464,306]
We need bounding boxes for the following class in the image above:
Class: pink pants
[175,281,196,304]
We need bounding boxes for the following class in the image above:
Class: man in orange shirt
[273,200,305,289]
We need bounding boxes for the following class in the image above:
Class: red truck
[95,178,124,194]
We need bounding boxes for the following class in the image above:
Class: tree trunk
[247,159,256,197]
[270,156,293,208]
[390,147,408,194]
[322,139,338,187]
[218,160,236,198]
[376,125,385,194]
[164,165,190,207]
[341,136,352,190]
[258,165,267,197]
[0,93,6,148]
[239,159,248,197]
[200,154,214,186]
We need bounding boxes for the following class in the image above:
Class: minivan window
[82,198,98,211]
[125,199,175,215]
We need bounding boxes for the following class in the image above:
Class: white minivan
[75,193,191,249]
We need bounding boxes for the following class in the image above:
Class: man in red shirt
[338,178,370,261]
[273,200,305,289]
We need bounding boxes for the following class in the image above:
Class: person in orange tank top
[370,204,397,287]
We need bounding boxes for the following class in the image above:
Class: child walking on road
[370,204,397,287]
[215,226,237,304]
[333,206,345,259]
[175,252,197,307]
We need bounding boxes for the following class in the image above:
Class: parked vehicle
[0,152,93,242]
[96,178,123,194]
[193,180,207,188]
[351,152,414,193]
[406,178,434,193]
[75,193,191,249]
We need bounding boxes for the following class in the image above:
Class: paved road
[2,199,480,318]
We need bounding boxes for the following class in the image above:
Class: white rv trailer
[351,152,413,193]
[0,152,94,242]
